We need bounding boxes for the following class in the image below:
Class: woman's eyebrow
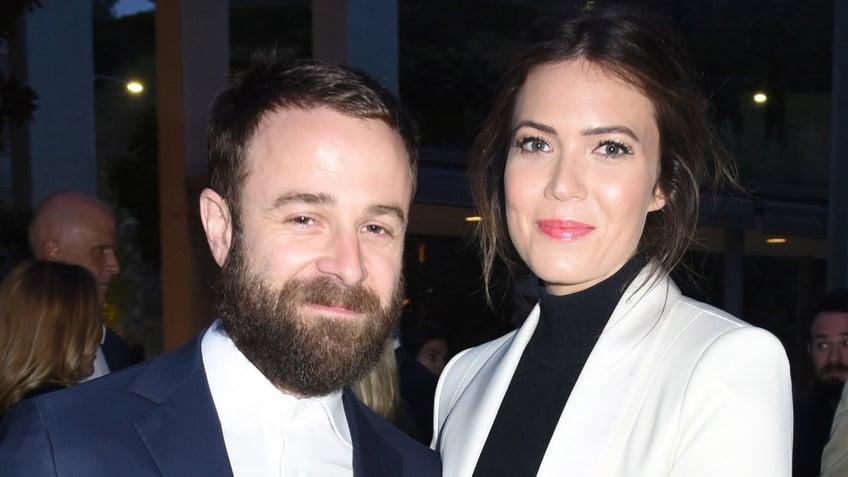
[581,125,640,143]
[512,120,557,136]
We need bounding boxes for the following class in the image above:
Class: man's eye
[291,216,314,226]
[363,224,390,236]
[817,342,831,351]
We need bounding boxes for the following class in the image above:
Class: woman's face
[416,338,449,376]
[504,59,666,296]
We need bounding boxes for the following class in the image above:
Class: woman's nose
[544,153,587,201]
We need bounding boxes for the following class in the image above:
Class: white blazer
[433,264,792,477]
[821,380,848,477]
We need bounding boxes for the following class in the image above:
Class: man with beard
[793,289,848,477]
[0,53,440,477]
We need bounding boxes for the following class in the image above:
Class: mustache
[822,363,848,374]
[289,276,382,315]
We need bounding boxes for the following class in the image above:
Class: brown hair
[207,51,419,222]
[469,7,737,300]
[0,260,102,413]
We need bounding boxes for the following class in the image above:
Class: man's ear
[44,241,61,260]
[199,188,233,267]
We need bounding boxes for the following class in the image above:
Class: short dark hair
[402,321,450,357]
[207,51,419,217]
[469,7,737,297]
[809,289,848,338]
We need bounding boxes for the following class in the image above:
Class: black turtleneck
[472,255,646,477]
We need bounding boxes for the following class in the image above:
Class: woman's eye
[517,136,552,153]
[595,140,633,157]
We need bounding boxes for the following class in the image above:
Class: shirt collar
[201,321,352,446]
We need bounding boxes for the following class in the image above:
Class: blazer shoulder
[443,331,517,383]
[432,330,520,441]
[669,295,786,350]
[0,399,58,476]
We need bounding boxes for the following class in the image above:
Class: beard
[816,363,848,401]
[214,237,403,397]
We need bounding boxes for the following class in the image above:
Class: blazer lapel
[343,390,403,477]
[439,306,542,477]
[539,267,680,476]
[129,333,234,477]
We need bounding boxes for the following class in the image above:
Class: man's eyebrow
[269,193,406,223]
[270,192,335,210]
[368,204,406,224]
[581,125,640,143]
[813,332,848,338]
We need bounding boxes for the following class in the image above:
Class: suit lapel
[128,333,234,477]
[343,390,403,477]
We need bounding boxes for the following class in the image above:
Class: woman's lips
[536,219,595,241]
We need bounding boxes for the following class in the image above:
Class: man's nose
[315,229,367,287]
[835,345,848,363]
[104,250,121,275]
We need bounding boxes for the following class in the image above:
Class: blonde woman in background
[0,260,102,416]
[353,340,402,421]
[353,339,421,440]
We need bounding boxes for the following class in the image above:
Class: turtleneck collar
[529,254,647,367]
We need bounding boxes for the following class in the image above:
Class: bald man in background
[29,192,133,379]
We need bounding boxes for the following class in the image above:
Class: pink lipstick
[536,219,595,241]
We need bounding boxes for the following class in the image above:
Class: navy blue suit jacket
[0,331,440,476]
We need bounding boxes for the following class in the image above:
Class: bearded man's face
[202,108,413,397]
[216,236,403,397]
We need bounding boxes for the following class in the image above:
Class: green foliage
[0,0,41,152]
[0,0,41,40]
[0,72,38,151]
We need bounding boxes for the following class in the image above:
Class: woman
[404,322,450,377]
[433,7,791,477]
[353,339,404,422]
[0,260,103,415]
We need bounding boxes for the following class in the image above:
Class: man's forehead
[812,312,848,336]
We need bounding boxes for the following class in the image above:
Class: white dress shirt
[80,325,110,383]
[202,321,354,477]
